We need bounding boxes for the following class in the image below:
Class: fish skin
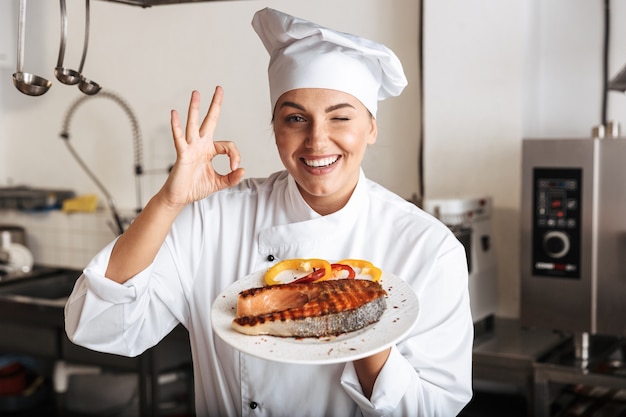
[232,279,387,338]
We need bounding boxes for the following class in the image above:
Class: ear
[366,117,378,145]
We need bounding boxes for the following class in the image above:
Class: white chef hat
[251,7,408,117]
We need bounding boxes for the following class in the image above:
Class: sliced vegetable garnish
[331,263,356,279]
[336,259,382,282]
[264,258,331,286]
[263,258,380,285]
[292,267,328,284]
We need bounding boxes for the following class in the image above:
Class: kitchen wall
[0,0,420,263]
[0,0,420,202]
[424,0,626,318]
[2,0,624,318]
[423,1,524,318]
[0,209,115,268]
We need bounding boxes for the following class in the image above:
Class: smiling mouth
[302,156,339,168]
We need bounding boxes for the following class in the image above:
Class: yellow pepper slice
[264,258,332,286]
[336,259,382,282]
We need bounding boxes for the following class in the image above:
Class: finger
[170,109,186,153]
[225,167,246,187]
[185,90,202,143]
[214,140,241,171]
[216,167,245,190]
[199,86,224,138]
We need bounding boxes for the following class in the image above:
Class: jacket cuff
[83,238,152,304]
[340,345,412,414]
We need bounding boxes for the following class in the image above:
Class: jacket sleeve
[340,238,474,416]
[64,238,188,357]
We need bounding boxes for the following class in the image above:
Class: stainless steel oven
[521,137,626,337]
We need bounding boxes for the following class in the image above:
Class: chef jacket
[65,169,473,417]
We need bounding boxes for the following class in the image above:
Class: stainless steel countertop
[474,317,568,363]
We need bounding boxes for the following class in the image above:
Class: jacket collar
[286,168,368,222]
[258,169,370,254]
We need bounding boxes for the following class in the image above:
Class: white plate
[211,270,419,365]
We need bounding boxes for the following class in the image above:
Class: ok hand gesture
[163,86,245,208]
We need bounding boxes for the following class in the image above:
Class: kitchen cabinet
[0,267,194,416]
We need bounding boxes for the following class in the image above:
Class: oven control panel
[532,168,581,278]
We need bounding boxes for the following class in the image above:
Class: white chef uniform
[65,170,473,416]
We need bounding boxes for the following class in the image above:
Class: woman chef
[65,7,473,417]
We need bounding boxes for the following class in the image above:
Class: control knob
[542,231,570,259]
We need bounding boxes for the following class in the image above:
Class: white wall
[524,1,626,137]
[423,0,525,318]
[0,0,420,211]
[424,0,625,318]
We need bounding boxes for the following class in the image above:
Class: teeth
[304,156,338,168]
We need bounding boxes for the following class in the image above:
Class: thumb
[222,167,246,188]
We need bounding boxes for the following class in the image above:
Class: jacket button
[266,254,275,262]
[249,401,258,409]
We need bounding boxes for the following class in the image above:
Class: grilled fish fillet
[232,279,387,338]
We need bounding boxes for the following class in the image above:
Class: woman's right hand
[161,86,245,209]
[106,87,244,283]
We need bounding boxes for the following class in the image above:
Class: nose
[305,121,329,150]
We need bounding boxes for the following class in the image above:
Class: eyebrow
[279,101,356,113]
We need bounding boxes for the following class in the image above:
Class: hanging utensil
[12,0,51,96]
[54,0,80,85]
[77,0,101,95]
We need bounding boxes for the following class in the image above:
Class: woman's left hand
[353,347,391,398]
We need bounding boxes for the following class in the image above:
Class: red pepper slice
[292,267,328,284]
[264,259,331,286]
[293,264,355,283]
[331,263,356,279]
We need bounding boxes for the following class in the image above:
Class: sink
[0,268,81,307]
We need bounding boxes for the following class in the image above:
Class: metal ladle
[54,0,80,85]
[12,0,51,96]
[77,0,101,95]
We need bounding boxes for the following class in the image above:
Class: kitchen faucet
[59,90,144,235]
